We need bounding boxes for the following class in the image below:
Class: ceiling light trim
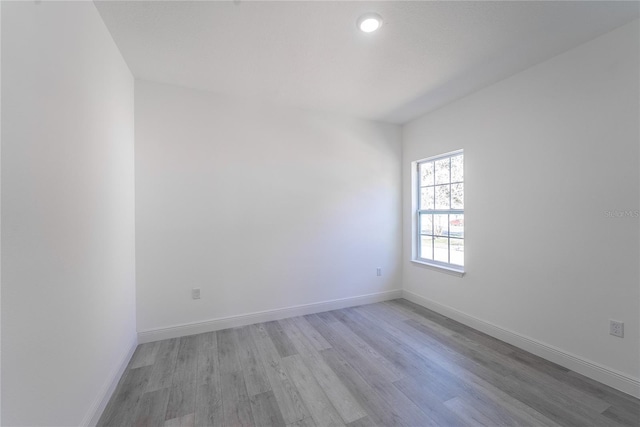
[357,13,383,33]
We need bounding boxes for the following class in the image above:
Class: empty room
[1,0,639,426]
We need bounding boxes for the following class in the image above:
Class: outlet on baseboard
[609,320,624,338]
[192,288,201,300]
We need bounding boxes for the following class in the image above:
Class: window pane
[435,184,450,209]
[420,236,433,260]
[420,162,434,186]
[420,187,434,210]
[449,214,464,238]
[450,238,464,266]
[415,152,463,269]
[434,214,448,237]
[435,158,450,185]
[451,183,464,209]
[420,213,433,235]
[434,237,449,263]
[451,155,463,183]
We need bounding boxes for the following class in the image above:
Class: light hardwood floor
[98,299,640,426]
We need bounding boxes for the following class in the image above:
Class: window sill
[411,259,465,277]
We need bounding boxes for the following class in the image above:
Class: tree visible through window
[415,151,464,269]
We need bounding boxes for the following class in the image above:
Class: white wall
[1,2,136,425]
[0,1,3,420]
[403,20,639,388]
[136,80,401,334]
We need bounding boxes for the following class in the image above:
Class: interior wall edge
[83,335,138,427]
[137,289,402,344]
[402,289,640,399]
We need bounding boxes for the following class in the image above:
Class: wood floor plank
[217,327,254,426]
[147,338,180,392]
[451,383,542,427]
[564,370,640,416]
[506,347,570,377]
[403,317,618,426]
[356,303,600,426]
[309,314,438,427]
[444,396,501,426]
[280,317,367,424]
[164,413,194,427]
[221,370,254,427]
[172,335,198,387]
[345,416,377,427]
[371,301,409,321]
[331,308,456,389]
[250,390,286,427]
[130,342,160,369]
[286,417,317,427]
[249,323,311,424]
[393,306,614,416]
[236,325,272,396]
[327,316,405,381]
[194,331,223,427]
[98,299,640,427]
[602,404,640,426]
[196,331,219,386]
[165,383,197,421]
[133,388,170,427]
[194,381,223,427]
[393,374,469,427]
[282,354,345,427]
[319,348,404,427]
[163,335,199,421]
[292,316,332,351]
[369,302,565,426]
[304,313,401,384]
[315,310,339,324]
[413,339,578,426]
[388,299,522,357]
[355,303,439,350]
[340,310,576,425]
[217,328,242,374]
[98,365,153,427]
[265,320,298,358]
[413,338,563,426]
[406,314,610,412]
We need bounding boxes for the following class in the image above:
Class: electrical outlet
[376,268,382,276]
[609,320,624,338]
[192,288,201,300]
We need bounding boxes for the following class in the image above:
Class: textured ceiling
[95,1,639,124]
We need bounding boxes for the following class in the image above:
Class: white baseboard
[402,289,640,399]
[138,289,403,344]
[82,335,138,427]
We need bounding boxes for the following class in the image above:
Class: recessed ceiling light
[357,13,382,33]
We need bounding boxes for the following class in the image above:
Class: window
[414,150,464,272]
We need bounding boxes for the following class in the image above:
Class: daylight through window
[415,151,464,270]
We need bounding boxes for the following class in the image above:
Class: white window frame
[411,149,465,276]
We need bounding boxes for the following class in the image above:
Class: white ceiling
[95,1,639,124]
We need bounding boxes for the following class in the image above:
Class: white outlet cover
[192,288,201,299]
[609,320,624,338]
